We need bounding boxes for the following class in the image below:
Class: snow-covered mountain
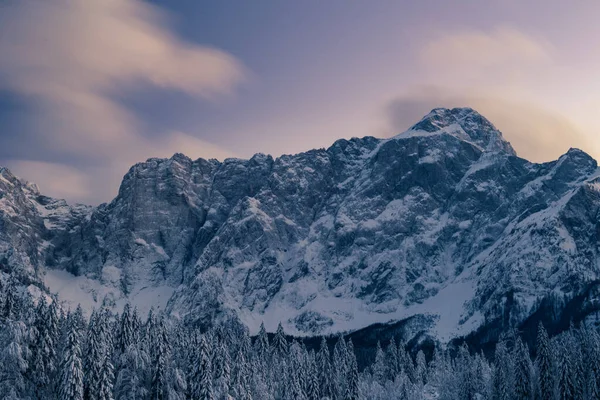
[3,107,600,344]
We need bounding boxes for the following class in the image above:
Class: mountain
[2,107,600,346]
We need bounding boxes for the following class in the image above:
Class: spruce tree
[415,350,427,386]
[150,317,170,400]
[213,338,231,400]
[59,321,84,400]
[345,339,359,400]
[557,336,576,400]
[513,337,534,400]
[306,350,320,400]
[372,341,387,384]
[190,335,215,400]
[493,339,514,400]
[316,337,333,399]
[386,337,399,380]
[333,335,349,399]
[272,323,288,358]
[536,323,556,400]
[0,321,29,399]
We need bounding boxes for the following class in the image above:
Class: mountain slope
[2,107,600,343]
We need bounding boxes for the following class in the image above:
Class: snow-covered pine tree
[85,305,114,400]
[150,316,171,400]
[213,336,231,400]
[255,322,270,363]
[536,323,556,400]
[493,339,514,400]
[333,335,349,399]
[2,279,16,319]
[59,319,84,400]
[0,320,29,399]
[385,337,399,381]
[372,341,387,385]
[272,322,288,359]
[584,328,600,400]
[285,355,306,400]
[232,348,252,400]
[306,350,320,400]
[114,340,150,400]
[345,339,359,400]
[557,334,577,400]
[29,297,59,397]
[513,337,534,400]
[316,337,333,399]
[189,335,215,400]
[116,304,135,357]
[98,355,115,400]
[397,341,415,384]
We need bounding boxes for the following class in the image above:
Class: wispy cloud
[0,0,245,203]
[419,27,552,85]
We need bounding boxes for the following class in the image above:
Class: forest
[0,278,598,400]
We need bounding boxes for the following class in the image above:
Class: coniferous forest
[1,279,600,400]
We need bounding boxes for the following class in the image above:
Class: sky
[0,0,599,204]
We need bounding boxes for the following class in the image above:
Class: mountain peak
[406,107,516,156]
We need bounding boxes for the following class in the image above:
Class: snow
[134,238,148,246]
[418,149,443,164]
[44,269,174,317]
[556,225,577,253]
[239,269,480,342]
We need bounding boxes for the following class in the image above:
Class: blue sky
[0,0,599,203]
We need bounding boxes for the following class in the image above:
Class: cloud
[399,28,598,162]
[0,0,245,203]
[385,86,596,163]
[418,27,552,85]
[7,161,92,200]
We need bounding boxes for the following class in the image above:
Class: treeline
[1,278,600,399]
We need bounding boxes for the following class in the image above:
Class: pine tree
[557,335,577,400]
[114,341,149,400]
[151,317,171,400]
[190,335,215,400]
[232,348,252,400]
[316,337,333,399]
[386,337,399,380]
[493,339,514,400]
[536,323,556,400]
[0,321,29,399]
[98,355,115,400]
[213,338,231,400]
[415,350,427,386]
[255,322,269,362]
[85,306,114,400]
[29,297,59,397]
[333,335,349,399]
[116,304,135,356]
[306,350,320,400]
[585,329,600,400]
[345,339,359,400]
[59,320,84,400]
[272,322,288,358]
[372,341,387,384]
[513,337,534,400]
[285,356,306,400]
[397,341,415,384]
[2,279,16,319]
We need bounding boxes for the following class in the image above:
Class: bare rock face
[2,107,600,342]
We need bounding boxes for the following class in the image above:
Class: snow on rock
[2,107,600,345]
